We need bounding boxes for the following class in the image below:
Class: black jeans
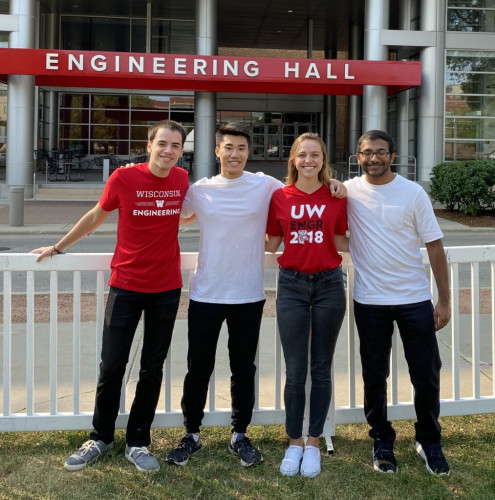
[276,266,346,439]
[181,299,265,434]
[354,300,442,445]
[90,286,180,447]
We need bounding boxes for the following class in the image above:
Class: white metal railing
[1,248,494,452]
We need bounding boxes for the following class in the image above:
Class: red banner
[0,49,421,95]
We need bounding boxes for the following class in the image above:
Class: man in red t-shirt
[30,120,189,473]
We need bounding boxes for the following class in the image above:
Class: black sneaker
[228,436,263,467]
[416,441,450,476]
[166,434,202,466]
[373,439,398,474]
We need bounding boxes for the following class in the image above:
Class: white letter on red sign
[326,64,337,79]
[129,57,144,73]
[46,53,59,70]
[154,57,165,74]
[305,63,320,79]
[245,61,259,77]
[68,54,83,71]
[91,55,107,71]
[175,58,187,75]
[285,62,299,78]
[194,59,207,75]
[344,64,355,80]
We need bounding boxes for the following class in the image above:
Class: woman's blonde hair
[285,133,332,186]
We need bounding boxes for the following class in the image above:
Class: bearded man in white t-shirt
[166,122,345,468]
[345,129,451,477]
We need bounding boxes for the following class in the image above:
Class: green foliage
[430,160,495,216]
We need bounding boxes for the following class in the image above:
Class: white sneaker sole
[415,442,450,476]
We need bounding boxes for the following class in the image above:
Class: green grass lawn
[1,414,494,499]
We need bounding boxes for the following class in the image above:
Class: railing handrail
[1,247,494,452]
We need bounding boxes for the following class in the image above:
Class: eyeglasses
[357,150,390,159]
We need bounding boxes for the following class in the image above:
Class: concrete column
[323,49,336,163]
[323,96,336,164]
[193,0,217,180]
[307,19,313,59]
[46,13,59,152]
[9,186,24,226]
[348,23,363,154]
[397,0,412,158]
[397,81,410,158]
[7,0,36,223]
[363,0,389,131]
[417,0,445,181]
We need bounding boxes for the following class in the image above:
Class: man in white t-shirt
[345,130,451,476]
[166,123,344,468]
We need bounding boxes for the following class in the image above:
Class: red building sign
[0,49,421,95]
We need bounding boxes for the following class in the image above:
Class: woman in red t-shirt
[266,133,347,478]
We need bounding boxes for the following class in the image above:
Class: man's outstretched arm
[30,203,112,262]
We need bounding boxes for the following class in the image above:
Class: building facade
[0,0,494,210]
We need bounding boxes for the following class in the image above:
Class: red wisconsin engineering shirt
[99,163,189,293]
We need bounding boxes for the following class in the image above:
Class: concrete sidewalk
[5,313,493,417]
[0,199,199,235]
[1,198,493,235]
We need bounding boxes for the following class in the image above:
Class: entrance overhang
[0,49,421,96]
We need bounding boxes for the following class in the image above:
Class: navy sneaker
[166,434,202,466]
[228,436,263,467]
[416,441,450,476]
[373,439,398,474]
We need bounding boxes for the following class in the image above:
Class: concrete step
[34,185,104,201]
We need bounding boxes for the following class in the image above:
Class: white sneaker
[280,445,303,476]
[300,445,321,478]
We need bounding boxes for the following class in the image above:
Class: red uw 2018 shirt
[99,163,189,293]
[266,184,347,274]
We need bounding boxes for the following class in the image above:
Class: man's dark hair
[215,122,252,148]
[148,120,186,145]
[357,130,395,153]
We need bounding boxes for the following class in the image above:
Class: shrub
[429,160,495,215]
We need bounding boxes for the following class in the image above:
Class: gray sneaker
[125,445,160,473]
[64,439,113,471]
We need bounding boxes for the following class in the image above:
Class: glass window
[446,95,495,116]
[446,51,495,72]
[444,140,495,161]
[62,17,130,51]
[131,19,147,53]
[56,92,192,158]
[447,1,495,32]
[152,20,194,54]
[445,49,495,160]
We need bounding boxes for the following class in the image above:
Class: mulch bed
[2,289,491,323]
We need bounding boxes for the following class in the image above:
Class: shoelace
[79,440,101,457]
[129,446,152,458]
[375,443,393,458]
[179,436,196,449]
[235,437,254,451]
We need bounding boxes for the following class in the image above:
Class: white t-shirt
[345,174,444,305]
[181,171,282,304]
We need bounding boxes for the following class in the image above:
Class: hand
[329,179,347,198]
[124,163,135,168]
[30,245,63,263]
[433,300,451,331]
